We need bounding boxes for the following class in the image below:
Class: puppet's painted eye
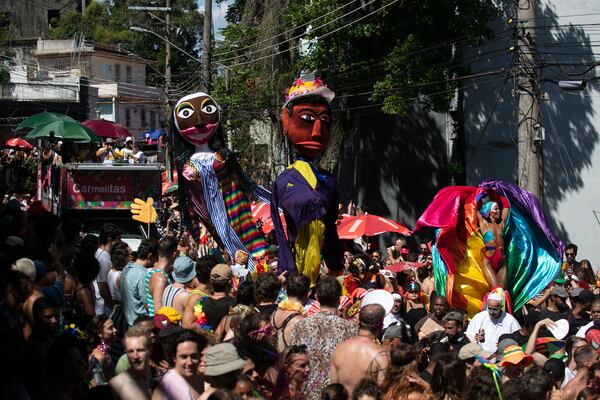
[300,114,315,121]
[177,106,194,119]
[201,104,218,114]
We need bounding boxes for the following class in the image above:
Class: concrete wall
[0,0,79,39]
[92,96,162,138]
[463,0,600,265]
[1,65,80,101]
[334,106,452,229]
[89,55,146,85]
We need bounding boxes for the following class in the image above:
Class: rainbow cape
[414,180,563,316]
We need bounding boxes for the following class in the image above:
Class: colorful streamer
[414,181,562,316]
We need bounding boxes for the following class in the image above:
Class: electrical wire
[213,0,361,58]
[222,0,400,69]
[214,0,382,64]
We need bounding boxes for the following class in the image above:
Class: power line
[214,0,381,65]
[222,0,400,69]
[213,0,361,58]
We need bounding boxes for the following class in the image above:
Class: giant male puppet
[173,92,269,268]
[270,77,343,284]
[413,181,563,316]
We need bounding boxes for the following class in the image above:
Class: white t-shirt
[465,310,521,353]
[95,248,113,315]
[134,151,146,164]
[121,147,134,162]
[107,269,122,301]
[562,366,576,388]
[92,280,105,316]
[95,248,112,283]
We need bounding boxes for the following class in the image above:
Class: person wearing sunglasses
[402,281,427,340]
[563,243,580,276]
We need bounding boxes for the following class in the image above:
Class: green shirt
[120,261,149,326]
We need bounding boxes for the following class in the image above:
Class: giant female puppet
[413,181,563,316]
[173,92,269,268]
[270,77,343,284]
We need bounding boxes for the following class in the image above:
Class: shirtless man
[110,328,153,400]
[15,258,44,339]
[146,236,178,316]
[271,273,310,352]
[330,304,389,396]
[562,345,599,400]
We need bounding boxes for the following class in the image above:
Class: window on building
[125,108,131,127]
[47,10,60,28]
[126,66,132,83]
[141,109,147,127]
[114,64,121,82]
[150,111,156,128]
[101,64,112,80]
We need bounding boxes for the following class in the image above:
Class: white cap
[125,136,133,143]
[487,293,502,302]
[57,141,63,146]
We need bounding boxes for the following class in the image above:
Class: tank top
[145,269,172,317]
[107,269,122,301]
[162,284,187,308]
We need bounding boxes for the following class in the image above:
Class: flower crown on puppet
[283,76,335,108]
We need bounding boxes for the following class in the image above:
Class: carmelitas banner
[64,169,161,209]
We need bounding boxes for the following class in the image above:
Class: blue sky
[197,0,231,41]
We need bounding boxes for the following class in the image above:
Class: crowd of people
[95,137,147,164]
[1,196,600,400]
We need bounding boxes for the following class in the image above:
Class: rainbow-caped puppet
[173,92,269,269]
[413,180,563,316]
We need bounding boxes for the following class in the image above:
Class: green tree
[49,0,203,89]
[211,0,499,183]
[284,0,498,116]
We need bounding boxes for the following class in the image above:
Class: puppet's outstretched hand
[131,197,157,224]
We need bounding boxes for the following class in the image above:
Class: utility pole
[516,0,543,201]
[164,0,172,181]
[165,0,171,98]
[202,0,212,93]
[128,3,173,180]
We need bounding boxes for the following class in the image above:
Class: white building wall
[463,0,600,266]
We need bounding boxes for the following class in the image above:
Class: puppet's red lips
[181,123,218,135]
[296,141,324,149]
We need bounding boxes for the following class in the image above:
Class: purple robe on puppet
[271,77,343,285]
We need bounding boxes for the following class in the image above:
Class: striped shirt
[145,269,171,317]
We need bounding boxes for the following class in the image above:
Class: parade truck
[39,162,164,249]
